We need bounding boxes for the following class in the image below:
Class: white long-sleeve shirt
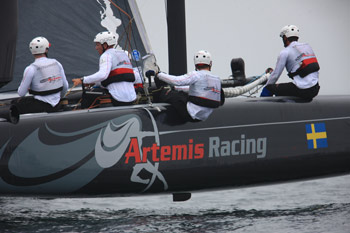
[267,41,319,89]
[133,67,143,84]
[18,57,68,107]
[158,70,220,121]
[83,49,136,102]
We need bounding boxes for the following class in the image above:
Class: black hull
[0,95,349,197]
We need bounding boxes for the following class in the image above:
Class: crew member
[72,31,136,107]
[13,36,68,114]
[261,25,320,100]
[147,50,222,122]
[133,66,144,89]
[124,50,144,89]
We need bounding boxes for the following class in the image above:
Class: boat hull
[0,95,349,196]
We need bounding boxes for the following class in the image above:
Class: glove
[265,67,274,74]
[154,76,168,89]
[146,70,156,78]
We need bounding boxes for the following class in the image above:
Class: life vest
[287,43,320,79]
[29,59,63,96]
[188,73,221,108]
[101,61,135,87]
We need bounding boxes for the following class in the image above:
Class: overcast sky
[136,0,350,95]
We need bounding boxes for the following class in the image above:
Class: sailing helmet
[280,25,300,38]
[94,31,116,46]
[194,50,212,66]
[29,36,50,54]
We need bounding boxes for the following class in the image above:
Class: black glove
[265,67,274,74]
[146,70,156,78]
[154,76,168,89]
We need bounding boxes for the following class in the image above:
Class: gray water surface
[1,175,349,233]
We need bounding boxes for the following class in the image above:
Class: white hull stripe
[159,116,350,135]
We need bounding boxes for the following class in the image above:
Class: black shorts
[110,98,135,107]
[159,89,194,122]
[81,88,134,108]
[11,96,61,114]
[265,82,320,101]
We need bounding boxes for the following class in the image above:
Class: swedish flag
[306,123,328,149]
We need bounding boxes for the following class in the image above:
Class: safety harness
[101,67,135,87]
[288,54,320,79]
[188,74,221,108]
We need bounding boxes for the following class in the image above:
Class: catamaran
[0,0,349,201]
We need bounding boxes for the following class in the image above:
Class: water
[1,175,349,233]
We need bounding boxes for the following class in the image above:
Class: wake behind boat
[0,0,349,200]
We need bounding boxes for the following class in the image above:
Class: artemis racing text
[125,138,204,164]
[124,134,267,164]
[209,135,267,158]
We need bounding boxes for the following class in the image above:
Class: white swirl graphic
[95,113,168,191]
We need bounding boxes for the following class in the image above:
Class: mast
[0,0,18,89]
[166,0,187,75]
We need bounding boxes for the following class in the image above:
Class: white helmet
[94,31,116,46]
[194,50,212,66]
[29,36,50,54]
[280,25,300,38]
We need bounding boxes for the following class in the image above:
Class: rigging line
[108,0,133,37]
[108,0,146,82]
[123,18,134,53]
[73,98,82,111]
[108,0,134,53]
[64,83,78,97]
[108,0,132,20]
[127,22,133,52]
[121,23,132,52]
[109,0,145,82]
[111,0,143,60]
[122,1,148,80]
[117,13,131,50]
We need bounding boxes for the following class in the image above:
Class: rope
[64,83,78,97]
[87,95,112,109]
[108,0,132,19]
[108,0,134,52]
[223,73,270,98]
[73,98,82,111]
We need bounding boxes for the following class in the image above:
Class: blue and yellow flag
[306,123,328,149]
